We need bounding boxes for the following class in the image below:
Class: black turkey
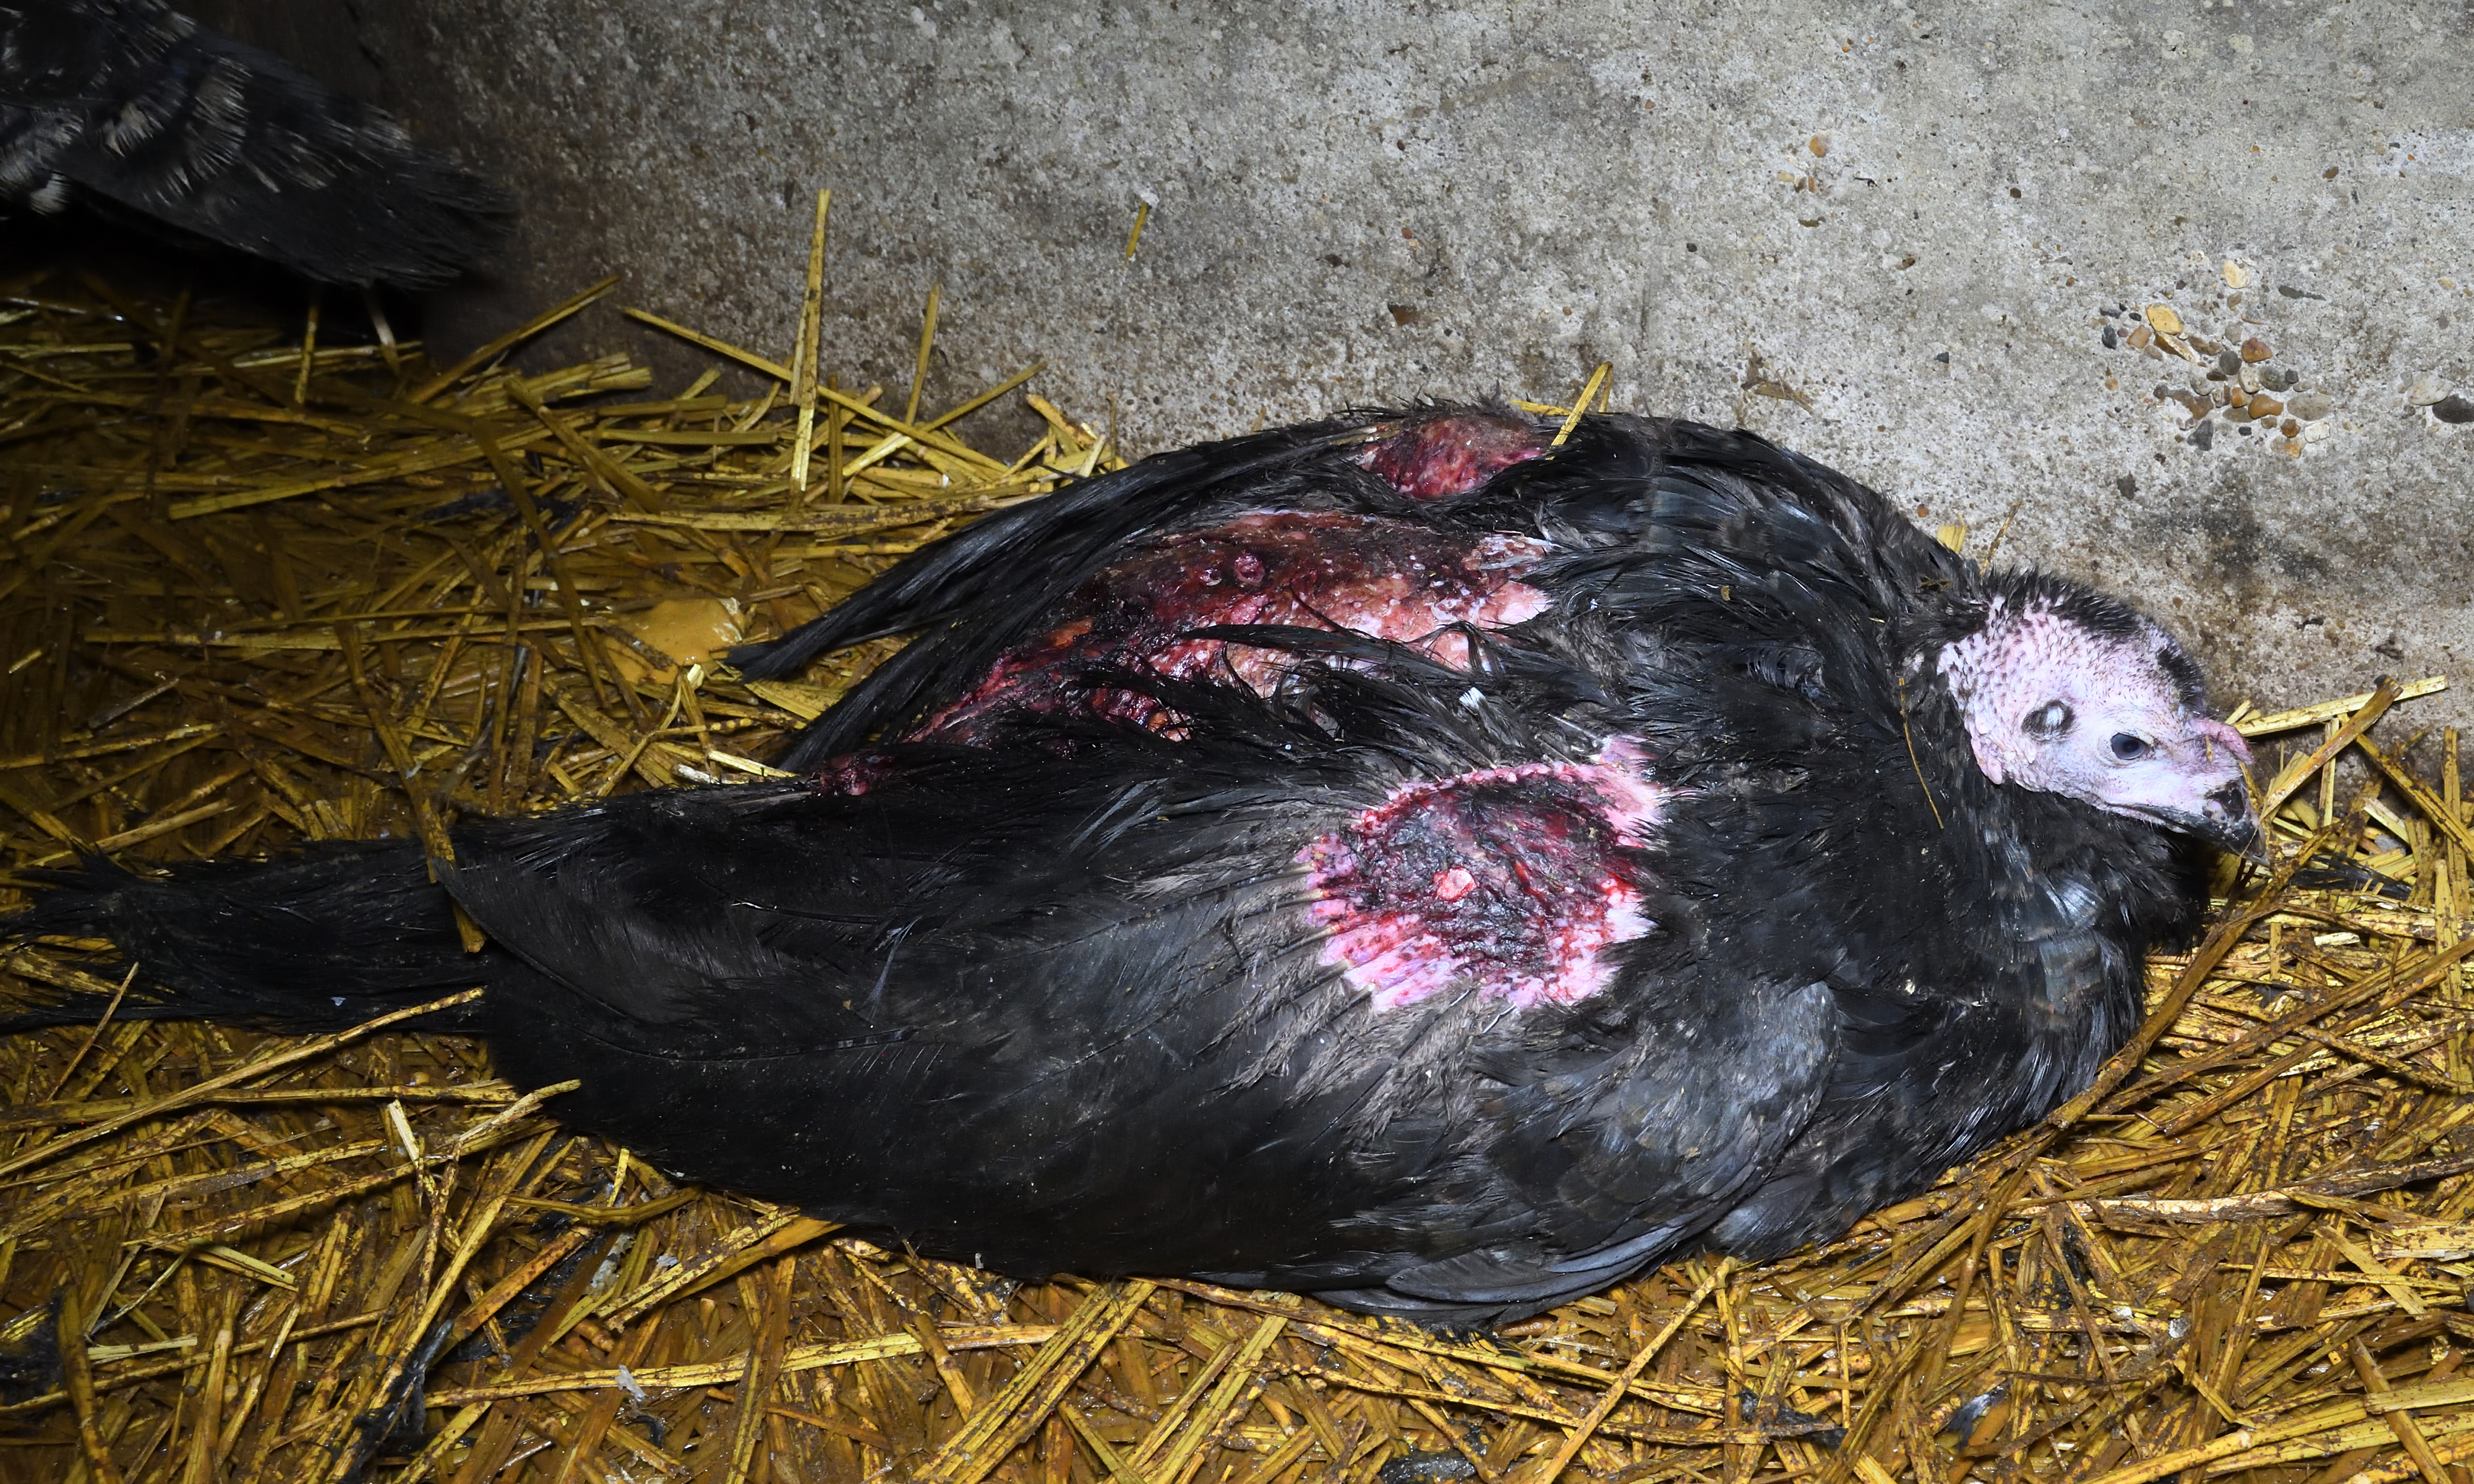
[0,0,502,285]
[4,408,2254,1325]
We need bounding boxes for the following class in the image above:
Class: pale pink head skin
[1938,600,2257,849]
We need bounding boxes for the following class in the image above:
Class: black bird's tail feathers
[1,838,486,1035]
[0,0,506,286]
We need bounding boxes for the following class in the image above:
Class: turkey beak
[2189,779,2262,856]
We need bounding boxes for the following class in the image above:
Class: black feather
[0,0,505,286]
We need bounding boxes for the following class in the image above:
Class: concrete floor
[199,0,2474,736]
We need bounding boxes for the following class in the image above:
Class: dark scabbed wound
[811,750,907,796]
[1356,413,1551,501]
[918,511,1548,742]
[1300,753,1665,1011]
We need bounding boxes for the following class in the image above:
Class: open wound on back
[916,512,1549,742]
[1298,747,1663,1011]
[1355,412,1551,501]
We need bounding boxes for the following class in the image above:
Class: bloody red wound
[1356,414,1551,501]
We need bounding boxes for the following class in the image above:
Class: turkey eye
[2110,733,2151,761]
[2024,701,2074,738]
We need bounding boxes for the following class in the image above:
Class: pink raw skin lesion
[1298,747,1666,1012]
[812,752,900,796]
[915,512,1550,743]
[1355,414,1551,501]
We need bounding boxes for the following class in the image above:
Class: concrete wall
[200,1,2474,734]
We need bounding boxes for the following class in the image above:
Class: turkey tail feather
[1,839,486,1034]
[0,0,505,286]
